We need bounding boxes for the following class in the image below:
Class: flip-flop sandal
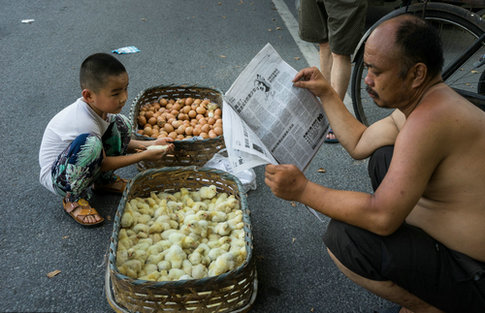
[63,198,104,226]
[93,175,128,194]
[324,128,339,144]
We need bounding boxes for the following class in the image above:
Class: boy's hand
[141,143,174,160]
[264,164,308,202]
[153,137,174,146]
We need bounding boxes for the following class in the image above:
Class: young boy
[39,53,173,226]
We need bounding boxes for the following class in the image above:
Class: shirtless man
[264,14,485,313]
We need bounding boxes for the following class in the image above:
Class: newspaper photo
[223,43,329,173]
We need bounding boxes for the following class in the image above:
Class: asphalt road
[0,1,397,312]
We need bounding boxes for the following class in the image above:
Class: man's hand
[292,67,334,98]
[264,164,308,202]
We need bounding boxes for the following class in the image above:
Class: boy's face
[84,72,129,117]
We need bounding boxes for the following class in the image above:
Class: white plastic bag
[204,150,257,193]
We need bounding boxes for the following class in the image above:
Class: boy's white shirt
[38,97,111,194]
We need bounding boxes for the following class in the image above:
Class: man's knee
[368,145,394,191]
[323,219,385,281]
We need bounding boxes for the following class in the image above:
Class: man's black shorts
[323,219,485,312]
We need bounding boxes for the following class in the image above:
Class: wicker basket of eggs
[129,85,225,170]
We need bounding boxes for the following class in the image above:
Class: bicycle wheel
[351,3,485,126]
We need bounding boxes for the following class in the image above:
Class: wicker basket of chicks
[106,167,257,313]
[129,85,225,170]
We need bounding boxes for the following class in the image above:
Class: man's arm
[293,67,402,159]
[265,103,444,235]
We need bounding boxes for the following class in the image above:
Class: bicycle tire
[351,2,485,126]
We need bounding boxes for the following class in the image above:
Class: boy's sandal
[93,175,128,194]
[63,198,104,227]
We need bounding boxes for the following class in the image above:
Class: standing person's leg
[323,0,368,143]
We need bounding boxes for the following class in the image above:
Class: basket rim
[108,166,253,287]
[129,83,224,142]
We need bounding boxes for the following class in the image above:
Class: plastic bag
[204,150,257,194]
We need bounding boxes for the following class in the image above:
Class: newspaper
[223,43,329,173]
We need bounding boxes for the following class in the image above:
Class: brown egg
[164,123,174,133]
[172,103,182,111]
[207,117,216,125]
[193,126,201,136]
[159,98,168,106]
[138,115,147,127]
[166,103,173,110]
[214,108,222,116]
[196,106,206,115]
[213,126,223,136]
[176,125,186,135]
[169,99,175,104]
[177,98,185,105]
[208,130,217,138]
[157,116,166,127]
[194,99,201,105]
[137,129,144,135]
[181,105,191,114]
[153,103,160,110]
[176,134,185,140]
[170,109,179,116]
[172,120,182,129]
[185,126,193,136]
[168,131,178,139]
[151,129,159,138]
[201,124,210,133]
[159,131,168,137]
[144,127,153,136]
[186,97,194,106]
[188,110,197,119]
[195,114,204,121]
[145,111,154,119]
[178,113,188,121]
[199,132,209,139]
[148,117,157,126]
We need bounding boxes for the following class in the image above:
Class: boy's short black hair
[80,53,126,92]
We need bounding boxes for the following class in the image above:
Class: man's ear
[82,89,94,103]
[410,63,427,88]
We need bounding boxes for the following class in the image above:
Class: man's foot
[324,128,339,143]
[93,175,128,194]
[63,198,104,226]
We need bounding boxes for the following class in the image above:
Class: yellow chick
[116,250,129,268]
[118,259,142,278]
[182,259,193,275]
[146,252,165,265]
[188,250,203,266]
[139,271,161,281]
[165,244,187,269]
[133,223,150,235]
[191,264,208,279]
[179,274,193,281]
[187,220,209,238]
[209,210,227,223]
[157,270,169,282]
[150,233,162,244]
[199,185,217,200]
[141,263,158,276]
[181,235,198,250]
[208,252,236,277]
[213,222,231,236]
[168,268,186,281]
[121,211,134,228]
[208,247,225,261]
[157,260,171,272]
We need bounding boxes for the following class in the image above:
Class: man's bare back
[398,85,485,261]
